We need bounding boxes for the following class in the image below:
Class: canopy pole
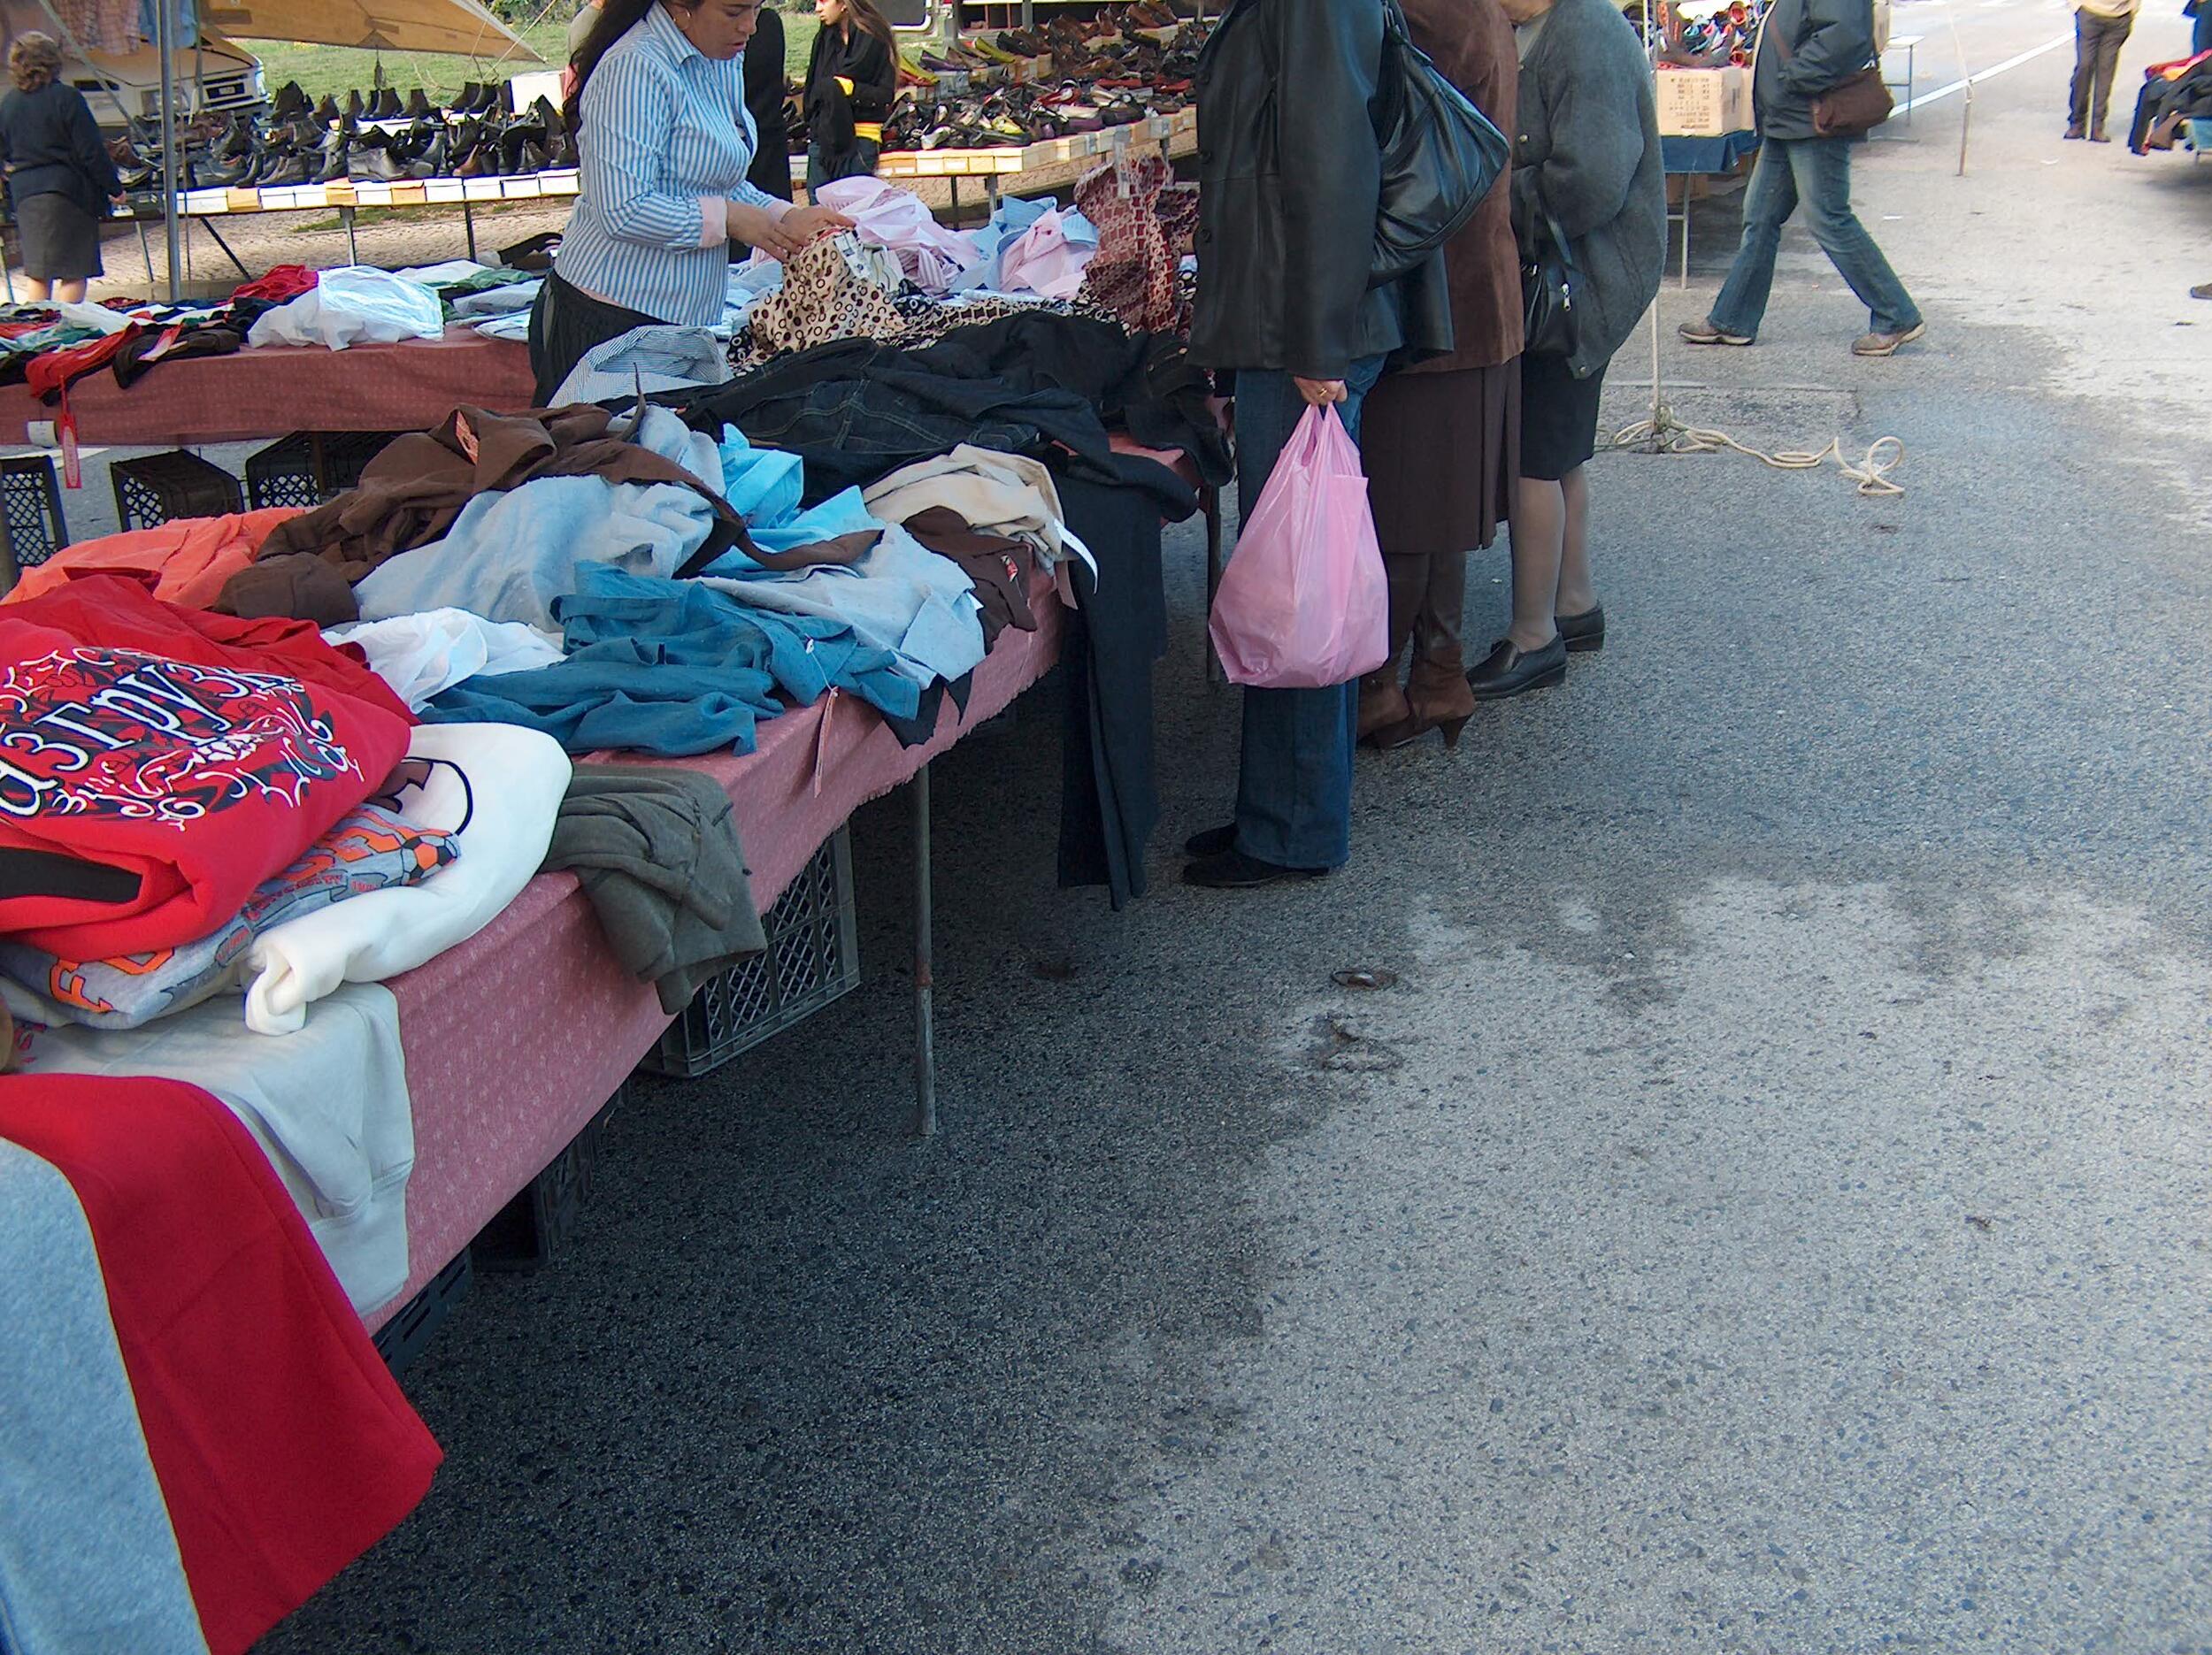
[155,0,180,302]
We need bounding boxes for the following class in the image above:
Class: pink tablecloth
[369,590,1067,1326]
[0,329,534,447]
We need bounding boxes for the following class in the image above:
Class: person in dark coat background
[0,33,119,304]
[1356,0,1523,752]
[1181,0,1454,889]
[744,1,792,201]
[803,0,896,192]
[1680,0,1924,356]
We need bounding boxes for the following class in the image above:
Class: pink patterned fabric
[0,329,535,447]
[372,590,1067,1325]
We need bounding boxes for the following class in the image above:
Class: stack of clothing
[2130,50,2212,151]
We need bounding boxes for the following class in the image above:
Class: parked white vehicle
[64,29,265,128]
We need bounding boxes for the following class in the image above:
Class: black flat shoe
[1466,635,1567,699]
[1556,605,1605,654]
[1184,823,1236,857]
[1182,848,1328,889]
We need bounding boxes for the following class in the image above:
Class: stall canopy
[201,0,538,58]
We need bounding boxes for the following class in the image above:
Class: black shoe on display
[313,93,340,125]
[1465,635,1567,699]
[405,87,433,119]
[345,88,365,119]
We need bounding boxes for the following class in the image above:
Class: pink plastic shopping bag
[1208,403,1389,688]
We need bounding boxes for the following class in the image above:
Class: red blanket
[0,1073,441,1652]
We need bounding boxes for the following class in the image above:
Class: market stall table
[1662,129,1762,288]
[0,326,534,447]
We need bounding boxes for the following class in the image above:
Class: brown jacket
[1397,0,1524,373]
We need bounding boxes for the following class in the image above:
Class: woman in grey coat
[1471,0,1664,698]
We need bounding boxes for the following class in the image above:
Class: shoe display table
[0,326,534,448]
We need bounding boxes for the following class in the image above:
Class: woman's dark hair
[838,0,896,58]
[8,32,62,94]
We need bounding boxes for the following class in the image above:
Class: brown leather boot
[1356,550,1426,745]
[1371,548,1476,750]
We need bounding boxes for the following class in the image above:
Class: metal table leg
[911,762,937,1137]
[464,200,479,262]
[342,204,360,265]
[198,215,250,280]
[137,220,156,289]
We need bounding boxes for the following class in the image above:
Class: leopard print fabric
[745,232,906,359]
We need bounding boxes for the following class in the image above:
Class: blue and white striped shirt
[556,3,791,327]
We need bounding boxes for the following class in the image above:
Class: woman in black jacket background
[745,2,793,202]
[0,33,119,303]
[1180,0,1453,890]
[803,0,896,192]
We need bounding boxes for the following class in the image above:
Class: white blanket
[244,723,570,1036]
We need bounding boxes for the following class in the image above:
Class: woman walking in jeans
[1679,0,1924,357]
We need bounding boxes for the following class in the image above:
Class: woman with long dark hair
[803,0,897,192]
[0,33,119,304]
[531,0,850,402]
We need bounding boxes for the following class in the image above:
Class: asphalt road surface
[261,4,2212,1649]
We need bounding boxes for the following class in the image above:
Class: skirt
[18,192,103,282]
[1518,350,1607,481]
[526,269,660,406]
[1361,359,1518,552]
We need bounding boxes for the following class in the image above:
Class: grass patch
[254,9,818,103]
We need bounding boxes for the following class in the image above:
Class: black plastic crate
[110,448,242,530]
[471,1089,623,1272]
[642,827,860,1079]
[0,454,65,581]
[371,1248,473,1378]
[244,430,399,511]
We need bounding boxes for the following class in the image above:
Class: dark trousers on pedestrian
[2070,8,2133,133]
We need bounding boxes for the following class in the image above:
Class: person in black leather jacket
[1680,0,1924,356]
[1182,0,1452,891]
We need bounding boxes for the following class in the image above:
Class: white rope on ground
[1610,401,1908,497]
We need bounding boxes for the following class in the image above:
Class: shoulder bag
[1369,0,1513,286]
[1772,19,1893,138]
[1520,202,1579,359]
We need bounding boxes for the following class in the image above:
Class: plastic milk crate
[642,826,861,1079]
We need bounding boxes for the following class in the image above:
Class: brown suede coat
[1398,0,1525,373]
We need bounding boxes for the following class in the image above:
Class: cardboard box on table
[1655,65,1753,137]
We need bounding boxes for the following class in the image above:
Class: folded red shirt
[0,576,414,957]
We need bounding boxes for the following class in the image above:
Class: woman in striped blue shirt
[531,0,851,401]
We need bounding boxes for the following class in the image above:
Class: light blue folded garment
[552,324,730,406]
[701,520,986,690]
[354,475,716,630]
[703,486,879,571]
[717,426,805,530]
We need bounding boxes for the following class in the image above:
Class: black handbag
[1369,0,1512,286]
[1520,203,1580,358]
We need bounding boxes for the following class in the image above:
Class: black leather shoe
[1183,823,1236,857]
[1182,848,1328,889]
[1466,635,1567,699]
[1556,605,1605,654]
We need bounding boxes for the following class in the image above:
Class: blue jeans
[1708,135,1923,340]
[1229,356,1386,870]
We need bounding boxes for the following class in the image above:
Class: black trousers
[2070,8,2133,131]
[526,270,660,407]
